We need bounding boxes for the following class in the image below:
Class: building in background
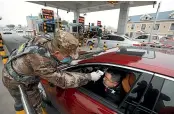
[126,10,174,38]
[26,16,42,31]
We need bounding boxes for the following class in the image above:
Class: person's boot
[14,103,25,114]
[41,107,47,114]
[41,103,48,114]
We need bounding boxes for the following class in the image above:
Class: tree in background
[18,24,22,28]
[6,24,15,29]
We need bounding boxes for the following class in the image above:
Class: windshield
[123,35,133,40]
[78,50,104,60]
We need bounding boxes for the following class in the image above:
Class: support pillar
[117,2,130,35]
[74,10,80,24]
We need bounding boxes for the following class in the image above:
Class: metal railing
[18,85,37,114]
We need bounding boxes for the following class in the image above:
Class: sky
[0,0,174,29]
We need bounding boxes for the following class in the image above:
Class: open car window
[65,64,142,110]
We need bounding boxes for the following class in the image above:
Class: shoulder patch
[18,43,25,53]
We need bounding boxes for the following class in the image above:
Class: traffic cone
[0,47,6,56]
[103,42,107,51]
[90,45,93,50]
[0,33,2,40]
[41,102,48,114]
[116,44,119,47]
[83,40,86,46]
[93,40,95,47]
[0,41,3,47]
[2,55,8,64]
[16,110,25,114]
[79,42,82,47]
[0,39,3,43]
[41,107,48,114]
[14,103,25,114]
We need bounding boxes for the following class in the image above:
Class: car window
[101,35,109,40]
[66,64,141,107]
[152,36,159,40]
[123,35,133,41]
[136,35,148,39]
[108,35,125,41]
[92,35,98,39]
[155,79,174,113]
[119,73,174,114]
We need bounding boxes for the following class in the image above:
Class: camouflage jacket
[2,37,91,88]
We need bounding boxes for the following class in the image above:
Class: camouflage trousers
[2,69,43,114]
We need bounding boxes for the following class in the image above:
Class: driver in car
[103,69,126,104]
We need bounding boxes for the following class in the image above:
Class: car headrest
[122,73,136,93]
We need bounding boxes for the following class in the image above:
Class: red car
[39,47,174,114]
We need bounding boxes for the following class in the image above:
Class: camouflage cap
[52,30,79,59]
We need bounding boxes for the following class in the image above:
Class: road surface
[0,33,28,114]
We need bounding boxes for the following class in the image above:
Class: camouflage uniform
[2,31,91,114]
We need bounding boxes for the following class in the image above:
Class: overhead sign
[41,9,54,20]
[79,16,85,24]
[97,21,101,26]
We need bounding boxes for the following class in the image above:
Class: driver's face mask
[60,56,72,64]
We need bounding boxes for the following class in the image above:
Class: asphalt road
[0,33,28,114]
[1,33,28,53]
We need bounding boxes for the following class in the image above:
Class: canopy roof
[29,1,156,13]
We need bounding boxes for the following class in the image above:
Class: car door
[43,63,147,114]
[40,64,117,114]
[59,64,118,114]
[109,35,126,48]
[152,36,159,43]
[100,35,110,48]
[119,73,174,114]
[91,36,98,46]
[102,35,125,48]
[41,63,174,114]
[135,35,148,43]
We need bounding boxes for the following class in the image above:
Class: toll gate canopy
[29,1,156,35]
[29,1,155,13]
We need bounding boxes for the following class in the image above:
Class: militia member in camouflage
[2,30,103,114]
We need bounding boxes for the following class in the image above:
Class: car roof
[79,47,174,77]
[140,34,163,37]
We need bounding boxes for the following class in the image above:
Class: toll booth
[39,9,56,34]
[69,23,84,34]
[38,20,55,32]
[90,26,100,36]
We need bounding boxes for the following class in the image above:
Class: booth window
[141,24,146,30]
[154,24,160,30]
[170,23,174,30]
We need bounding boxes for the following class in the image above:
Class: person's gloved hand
[90,70,104,81]
[70,60,82,65]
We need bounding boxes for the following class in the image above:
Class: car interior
[66,65,141,107]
